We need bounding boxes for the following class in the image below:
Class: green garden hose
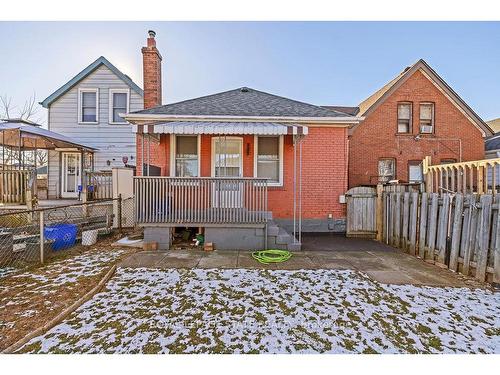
[252,249,292,264]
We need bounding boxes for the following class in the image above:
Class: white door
[212,137,243,208]
[61,153,81,198]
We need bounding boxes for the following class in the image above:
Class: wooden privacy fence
[424,157,500,195]
[0,170,33,204]
[82,171,113,201]
[383,191,500,284]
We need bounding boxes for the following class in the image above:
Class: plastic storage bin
[44,223,78,250]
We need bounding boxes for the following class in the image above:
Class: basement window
[397,102,412,133]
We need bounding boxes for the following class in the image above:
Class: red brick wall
[151,129,349,220]
[349,70,486,188]
[136,134,169,176]
[141,36,162,109]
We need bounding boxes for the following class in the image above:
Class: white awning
[134,121,308,136]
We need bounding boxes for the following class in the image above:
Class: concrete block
[205,227,264,251]
[144,227,171,250]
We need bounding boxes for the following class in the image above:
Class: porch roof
[0,121,97,151]
[135,121,308,136]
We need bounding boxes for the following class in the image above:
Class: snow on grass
[19,268,500,354]
[0,248,129,348]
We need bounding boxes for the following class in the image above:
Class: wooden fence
[423,156,500,195]
[82,171,113,201]
[0,170,33,204]
[383,191,499,284]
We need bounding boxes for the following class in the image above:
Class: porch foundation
[204,227,266,251]
[274,218,346,234]
[144,227,172,250]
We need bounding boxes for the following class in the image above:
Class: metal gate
[345,186,377,238]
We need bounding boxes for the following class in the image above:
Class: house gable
[356,59,492,137]
[40,56,143,108]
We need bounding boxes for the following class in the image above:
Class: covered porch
[134,121,308,250]
[0,119,97,208]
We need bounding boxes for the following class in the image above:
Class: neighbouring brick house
[127,31,359,250]
[335,59,493,188]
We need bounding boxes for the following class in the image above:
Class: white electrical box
[339,195,346,204]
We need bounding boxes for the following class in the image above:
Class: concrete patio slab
[116,236,485,288]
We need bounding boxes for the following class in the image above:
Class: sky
[0,21,499,123]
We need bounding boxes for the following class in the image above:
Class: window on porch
[255,135,283,186]
[174,135,199,177]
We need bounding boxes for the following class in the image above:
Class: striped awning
[134,121,308,136]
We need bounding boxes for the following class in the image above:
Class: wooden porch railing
[0,170,33,204]
[423,156,500,195]
[83,171,113,200]
[134,177,269,225]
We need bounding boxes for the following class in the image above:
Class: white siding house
[41,57,143,198]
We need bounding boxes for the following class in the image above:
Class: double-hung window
[419,103,434,133]
[174,135,199,177]
[397,102,412,133]
[255,136,283,186]
[109,89,129,124]
[79,89,98,123]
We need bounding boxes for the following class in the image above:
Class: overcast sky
[0,21,499,122]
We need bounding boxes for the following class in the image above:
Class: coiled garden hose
[252,249,292,264]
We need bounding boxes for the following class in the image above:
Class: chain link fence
[0,196,136,278]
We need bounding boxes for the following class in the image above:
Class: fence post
[39,211,44,264]
[376,184,383,241]
[117,194,123,234]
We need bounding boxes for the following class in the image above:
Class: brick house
[338,59,493,188]
[125,31,359,250]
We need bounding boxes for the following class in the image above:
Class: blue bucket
[44,223,78,250]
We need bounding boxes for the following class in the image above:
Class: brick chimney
[142,30,162,109]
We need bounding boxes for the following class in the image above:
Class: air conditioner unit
[420,125,433,134]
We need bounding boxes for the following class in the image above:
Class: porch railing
[0,170,33,204]
[423,156,500,195]
[134,177,269,225]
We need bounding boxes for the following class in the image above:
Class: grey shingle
[486,133,500,151]
[132,87,349,117]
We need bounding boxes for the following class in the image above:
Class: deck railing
[423,157,500,195]
[134,177,269,225]
[0,170,33,204]
[83,171,113,200]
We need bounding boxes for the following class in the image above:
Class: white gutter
[122,113,363,124]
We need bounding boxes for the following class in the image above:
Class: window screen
[419,103,434,133]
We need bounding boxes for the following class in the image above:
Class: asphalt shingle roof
[132,87,350,118]
[321,106,360,116]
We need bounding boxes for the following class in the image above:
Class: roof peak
[40,56,143,108]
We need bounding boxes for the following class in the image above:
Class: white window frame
[419,102,435,134]
[169,134,201,177]
[253,135,284,187]
[211,136,243,178]
[78,88,99,124]
[397,102,412,134]
[108,88,130,124]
